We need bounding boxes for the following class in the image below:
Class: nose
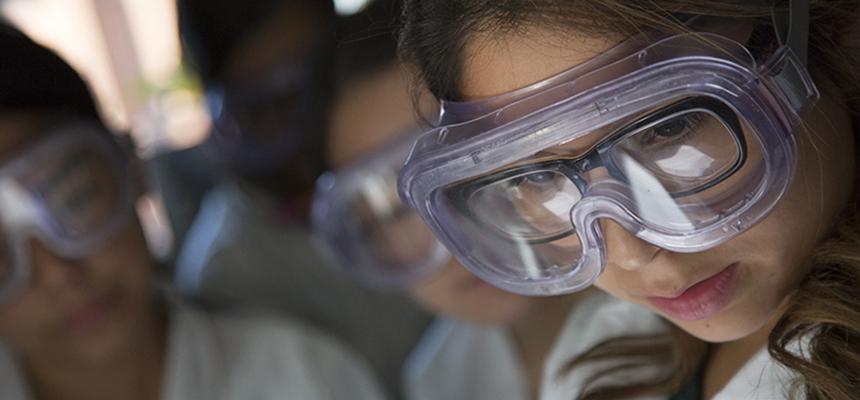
[27,238,85,290]
[601,219,661,271]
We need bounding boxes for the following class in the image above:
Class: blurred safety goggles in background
[205,59,322,173]
[0,121,133,302]
[312,132,448,288]
[398,2,818,295]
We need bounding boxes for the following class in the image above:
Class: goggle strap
[772,0,810,66]
[771,49,819,120]
[768,0,818,121]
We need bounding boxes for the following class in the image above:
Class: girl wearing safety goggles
[0,25,383,400]
[310,3,663,399]
[399,0,860,398]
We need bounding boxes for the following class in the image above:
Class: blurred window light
[1,0,210,155]
[334,0,371,15]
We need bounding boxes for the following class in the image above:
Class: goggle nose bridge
[567,189,654,261]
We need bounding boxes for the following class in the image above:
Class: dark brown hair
[399,1,860,399]
[0,22,101,122]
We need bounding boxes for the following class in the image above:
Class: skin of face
[0,114,158,368]
[328,64,543,325]
[459,26,856,342]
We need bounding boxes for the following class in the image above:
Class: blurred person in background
[174,0,429,397]
[312,2,651,399]
[0,22,384,400]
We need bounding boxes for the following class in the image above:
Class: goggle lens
[350,173,439,273]
[18,148,122,239]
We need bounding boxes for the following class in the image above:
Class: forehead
[461,28,623,100]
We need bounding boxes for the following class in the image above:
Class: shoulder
[542,291,668,400]
[174,304,366,372]
[167,304,385,400]
[404,318,526,400]
[551,291,665,357]
[714,345,802,400]
[174,184,237,293]
[404,318,508,377]
[0,344,28,400]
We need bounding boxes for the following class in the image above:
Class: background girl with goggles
[175,3,430,395]
[0,23,384,400]
[400,0,860,398]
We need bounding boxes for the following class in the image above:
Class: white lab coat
[0,301,385,400]
[711,344,801,399]
[176,182,429,396]
[403,318,528,400]
[541,293,803,400]
[404,292,665,400]
[540,291,667,400]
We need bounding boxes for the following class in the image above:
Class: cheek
[408,262,536,324]
[0,293,58,350]
[408,276,451,313]
[743,99,856,273]
[409,262,478,313]
[786,96,855,237]
[593,270,631,302]
[87,223,153,308]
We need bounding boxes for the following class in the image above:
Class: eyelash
[492,113,708,191]
[638,113,706,149]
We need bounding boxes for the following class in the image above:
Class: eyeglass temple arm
[773,0,810,66]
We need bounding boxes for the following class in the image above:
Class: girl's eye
[652,118,691,138]
[639,113,704,147]
[524,172,556,184]
[505,171,560,191]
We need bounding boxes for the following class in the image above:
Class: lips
[647,263,738,321]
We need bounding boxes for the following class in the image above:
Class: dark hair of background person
[399,1,860,399]
[332,0,402,89]
[0,21,102,124]
[176,0,334,85]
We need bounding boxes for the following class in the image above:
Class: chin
[671,319,755,343]
[664,303,779,343]
[431,292,535,326]
[466,308,524,326]
[469,295,537,326]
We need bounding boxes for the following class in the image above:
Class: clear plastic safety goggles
[312,132,448,288]
[398,4,819,295]
[0,121,133,302]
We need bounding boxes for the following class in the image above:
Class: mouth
[647,263,738,321]
[63,289,120,336]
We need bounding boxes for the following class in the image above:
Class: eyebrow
[528,121,624,160]
[479,109,649,176]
